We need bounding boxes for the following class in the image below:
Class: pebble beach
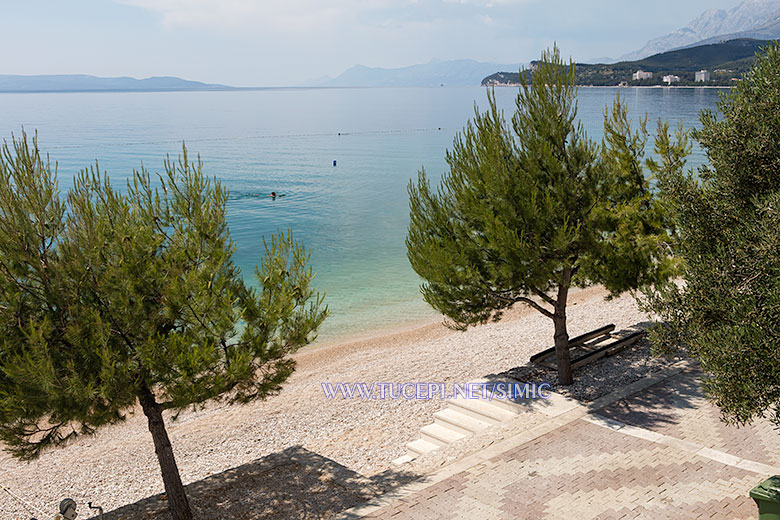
[1,286,667,518]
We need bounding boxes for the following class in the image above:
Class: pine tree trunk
[139,384,193,520]
[553,269,573,386]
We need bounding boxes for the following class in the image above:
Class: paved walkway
[337,364,780,519]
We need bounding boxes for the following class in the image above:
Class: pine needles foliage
[0,133,327,519]
[407,47,675,384]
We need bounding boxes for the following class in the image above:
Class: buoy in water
[333,160,337,167]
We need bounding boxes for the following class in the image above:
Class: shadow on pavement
[596,365,704,429]
[91,445,420,520]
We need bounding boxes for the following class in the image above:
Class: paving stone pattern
[599,366,780,468]
[353,367,774,519]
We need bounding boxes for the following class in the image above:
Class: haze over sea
[0,87,721,341]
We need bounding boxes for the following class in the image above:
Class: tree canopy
[645,42,780,429]
[0,134,327,520]
[406,47,675,384]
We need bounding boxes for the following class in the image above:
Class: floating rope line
[1,478,48,518]
[45,127,449,150]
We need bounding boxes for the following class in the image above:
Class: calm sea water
[0,87,723,340]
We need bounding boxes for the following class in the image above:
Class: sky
[0,0,740,86]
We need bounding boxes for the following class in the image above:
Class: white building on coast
[632,70,653,81]
[663,75,681,85]
[695,70,711,82]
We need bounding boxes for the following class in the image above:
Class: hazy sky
[2,0,739,86]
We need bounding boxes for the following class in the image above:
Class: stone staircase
[393,380,580,465]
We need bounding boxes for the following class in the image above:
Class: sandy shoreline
[1,286,657,518]
[306,312,443,355]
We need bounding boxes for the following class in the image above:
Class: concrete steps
[421,423,467,446]
[406,438,440,457]
[391,379,583,466]
[433,408,492,435]
[393,391,523,465]
[448,397,518,424]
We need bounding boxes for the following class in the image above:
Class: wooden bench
[530,324,644,371]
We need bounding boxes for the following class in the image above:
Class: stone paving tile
[598,366,780,468]
[365,420,758,519]
[348,365,774,519]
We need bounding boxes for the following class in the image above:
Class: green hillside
[483,39,771,87]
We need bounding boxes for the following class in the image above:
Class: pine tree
[406,47,674,385]
[645,42,780,429]
[0,133,327,520]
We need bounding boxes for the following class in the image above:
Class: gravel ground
[93,446,419,520]
[1,286,659,519]
[499,329,680,402]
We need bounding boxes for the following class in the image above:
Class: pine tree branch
[516,297,555,319]
[183,297,218,337]
[529,285,556,306]
[0,257,46,302]
[485,286,555,319]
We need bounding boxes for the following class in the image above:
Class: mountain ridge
[0,74,233,93]
[671,15,780,51]
[316,59,525,87]
[621,0,780,61]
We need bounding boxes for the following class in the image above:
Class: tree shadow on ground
[92,446,420,520]
[483,320,694,409]
[594,364,706,430]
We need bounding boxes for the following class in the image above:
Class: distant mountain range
[622,0,780,61]
[11,1,779,94]
[313,59,525,88]
[675,16,780,50]
[483,39,766,87]
[0,74,232,93]
[311,0,780,86]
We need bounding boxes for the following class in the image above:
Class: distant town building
[632,70,653,81]
[695,70,711,82]
[663,75,681,85]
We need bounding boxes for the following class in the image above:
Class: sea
[0,86,724,341]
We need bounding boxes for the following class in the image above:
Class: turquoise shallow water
[0,87,722,340]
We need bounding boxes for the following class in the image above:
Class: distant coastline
[0,86,360,94]
[0,74,235,94]
[0,85,736,94]
[0,82,737,95]
[0,84,475,94]
[486,84,734,89]
[482,39,764,88]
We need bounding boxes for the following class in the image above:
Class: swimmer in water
[270,191,277,199]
